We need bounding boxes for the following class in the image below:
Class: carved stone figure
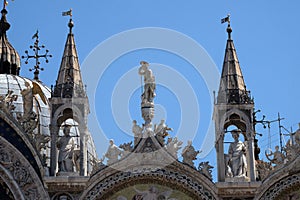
[166,137,183,159]
[132,120,143,146]
[56,125,75,172]
[198,161,214,180]
[119,141,133,158]
[227,130,247,177]
[104,139,122,165]
[265,145,285,166]
[181,140,200,168]
[154,119,173,146]
[0,90,18,114]
[21,82,34,119]
[139,61,156,104]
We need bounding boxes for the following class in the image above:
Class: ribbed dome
[0,9,21,75]
[0,74,51,135]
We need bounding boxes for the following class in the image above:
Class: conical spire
[53,18,85,98]
[217,21,252,104]
[0,7,20,75]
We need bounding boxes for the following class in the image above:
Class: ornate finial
[62,9,73,33]
[221,14,232,39]
[22,30,52,80]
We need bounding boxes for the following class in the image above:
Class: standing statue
[227,130,247,177]
[181,140,201,168]
[139,61,156,103]
[265,145,285,166]
[104,139,122,165]
[132,120,143,146]
[56,125,75,172]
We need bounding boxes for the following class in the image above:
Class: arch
[0,135,49,199]
[0,110,45,179]
[255,156,300,199]
[220,108,252,140]
[80,162,218,200]
[52,104,84,127]
[51,192,74,200]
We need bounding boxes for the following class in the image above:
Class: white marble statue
[56,125,75,172]
[138,61,156,103]
[104,139,122,165]
[227,130,247,177]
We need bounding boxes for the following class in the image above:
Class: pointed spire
[217,16,252,104]
[53,17,85,98]
[0,4,20,75]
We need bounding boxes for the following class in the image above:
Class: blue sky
[6,1,300,181]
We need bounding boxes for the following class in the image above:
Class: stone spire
[49,17,90,177]
[214,17,257,182]
[0,7,20,75]
[52,18,85,98]
[217,21,252,104]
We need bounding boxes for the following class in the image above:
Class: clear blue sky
[7,1,300,181]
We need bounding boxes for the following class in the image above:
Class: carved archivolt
[82,166,217,200]
[0,136,49,200]
[257,173,300,200]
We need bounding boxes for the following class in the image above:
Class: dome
[0,9,21,75]
[0,74,51,136]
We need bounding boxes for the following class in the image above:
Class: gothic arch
[52,104,84,127]
[220,108,252,139]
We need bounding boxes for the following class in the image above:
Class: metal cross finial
[3,0,13,10]
[22,30,52,80]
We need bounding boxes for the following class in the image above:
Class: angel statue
[18,81,47,133]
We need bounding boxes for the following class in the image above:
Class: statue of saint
[56,125,75,172]
[104,139,122,165]
[138,61,156,103]
[227,130,247,177]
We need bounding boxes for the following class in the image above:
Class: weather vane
[3,0,13,10]
[221,14,230,25]
[221,14,232,39]
[22,30,52,80]
[62,8,72,18]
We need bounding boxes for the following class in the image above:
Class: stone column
[49,123,59,176]
[79,125,87,176]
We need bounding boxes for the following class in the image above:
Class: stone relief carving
[0,137,48,199]
[84,167,215,200]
